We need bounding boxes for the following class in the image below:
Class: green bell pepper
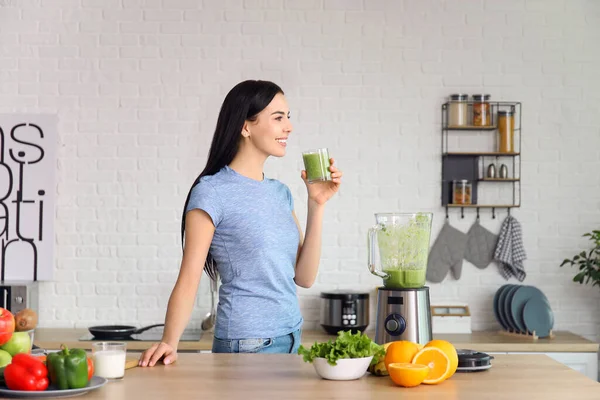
[47,344,89,389]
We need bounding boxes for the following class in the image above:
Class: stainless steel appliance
[0,281,39,314]
[320,291,369,335]
[374,286,432,344]
[367,213,434,345]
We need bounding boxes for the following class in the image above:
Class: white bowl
[312,356,373,381]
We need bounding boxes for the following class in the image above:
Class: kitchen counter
[78,353,600,399]
[304,330,600,353]
[33,328,599,353]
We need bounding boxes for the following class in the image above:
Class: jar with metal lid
[448,94,468,127]
[498,110,515,153]
[472,94,491,127]
[452,180,472,205]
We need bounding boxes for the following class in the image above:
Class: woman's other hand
[301,157,343,205]
[138,342,178,367]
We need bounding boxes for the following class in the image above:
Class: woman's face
[243,93,293,158]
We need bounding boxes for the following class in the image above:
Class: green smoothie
[302,149,331,183]
[383,269,426,289]
[377,213,431,289]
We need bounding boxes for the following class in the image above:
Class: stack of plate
[492,284,554,338]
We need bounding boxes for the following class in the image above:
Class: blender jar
[367,213,433,289]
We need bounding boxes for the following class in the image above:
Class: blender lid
[320,290,369,300]
[456,349,494,372]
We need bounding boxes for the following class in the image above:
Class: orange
[411,347,451,384]
[388,363,430,388]
[423,340,458,379]
[384,341,420,370]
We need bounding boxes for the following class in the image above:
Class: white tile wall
[1,0,599,346]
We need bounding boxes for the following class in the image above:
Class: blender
[368,212,433,345]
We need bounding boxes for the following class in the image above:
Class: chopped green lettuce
[297,330,386,366]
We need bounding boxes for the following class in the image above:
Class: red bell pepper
[4,353,49,391]
[87,356,94,381]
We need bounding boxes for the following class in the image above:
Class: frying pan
[88,324,165,340]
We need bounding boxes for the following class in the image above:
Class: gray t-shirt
[186,165,303,339]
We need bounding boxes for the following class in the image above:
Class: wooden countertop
[79,354,600,399]
[33,328,599,353]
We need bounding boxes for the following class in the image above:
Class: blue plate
[496,284,516,331]
[492,285,511,330]
[502,285,521,332]
[510,286,550,334]
[523,297,554,338]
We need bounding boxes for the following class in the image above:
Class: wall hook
[445,206,449,220]
[492,207,496,219]
[507,207,511,216]
[460,207,464,219]
[476,207,480,220]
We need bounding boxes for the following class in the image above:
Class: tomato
[0,308,15,346]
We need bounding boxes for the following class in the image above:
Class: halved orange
[423,340,458,378]
[411,347,451,384]
[384,341,420,370]
[388,363,430,388]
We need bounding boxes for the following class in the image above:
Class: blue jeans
[212,329,301,354]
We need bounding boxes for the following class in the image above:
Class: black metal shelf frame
[441,101,522,219]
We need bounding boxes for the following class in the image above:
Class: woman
[139,80,342,366]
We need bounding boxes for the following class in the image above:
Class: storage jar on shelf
[472,94,491,127]
[448,94,468,127]
[452,180,472,205]
[498,109,515,153]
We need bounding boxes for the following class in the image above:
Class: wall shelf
[444,152,520,156]
[447,125,498,131]
[441,100,522,218]
[479,178,520,182]
[447,204,519,208]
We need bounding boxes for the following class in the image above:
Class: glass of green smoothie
[302,148,331,183]
[367,212,433,289]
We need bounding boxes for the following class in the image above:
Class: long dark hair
[181,80,284,280]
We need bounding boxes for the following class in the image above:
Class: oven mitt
[426,222,468,283]
[450,261,464,280]
[464,220,499,269]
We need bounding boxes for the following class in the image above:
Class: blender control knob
[385,319,399,331]
[384,313,406,336]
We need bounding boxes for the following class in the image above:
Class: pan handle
[133,324,165,335]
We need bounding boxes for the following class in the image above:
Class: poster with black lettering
[0,115,56,281]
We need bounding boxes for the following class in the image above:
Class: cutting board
[125,357,138,370]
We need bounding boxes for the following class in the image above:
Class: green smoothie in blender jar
[383,269,427,288]
[383,270,404,288]
[379,215,430,288]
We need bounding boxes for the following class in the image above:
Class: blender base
[374,286,432,345]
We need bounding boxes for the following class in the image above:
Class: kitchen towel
[494,215,527,281]
[426,221,468,282]
[464,220,499,269]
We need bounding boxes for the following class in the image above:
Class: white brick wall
[1,0,599,346]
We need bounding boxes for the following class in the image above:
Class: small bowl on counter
[312,356,373,381]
